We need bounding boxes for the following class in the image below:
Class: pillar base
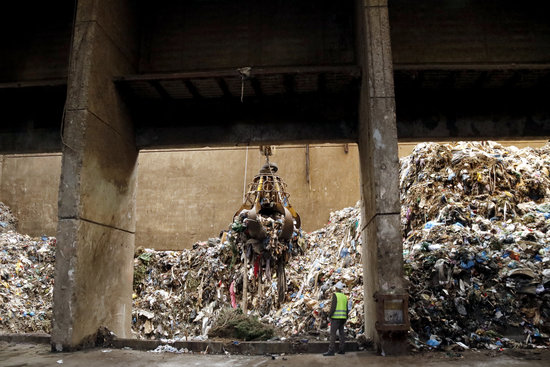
[378,331,410,356]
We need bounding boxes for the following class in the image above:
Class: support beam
[356,0,407,355]
[52,0,139,351]
[215,77,232,98]
[115,65,361,82]
[183,80,202,99]
[149,81,172,100]
[393,63,550,71]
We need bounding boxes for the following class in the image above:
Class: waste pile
[134,141,549,348]
[0,202,17,232]
[2,141,549,351]
[401,141,550,348]
[0,202,55,334]
[132,204,363,340]
[132,240,229,339]
[264,204,364,337]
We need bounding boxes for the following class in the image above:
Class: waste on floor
[1,141,549,350]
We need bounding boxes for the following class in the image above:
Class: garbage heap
[401,141,550,348]
[132,204,363,340]
[265,205,363,337]
[132,239,238,338]
[0,202,17,232]
[0,202,55,334]
[2,141,549,349]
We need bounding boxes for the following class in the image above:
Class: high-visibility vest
[332,292,348,319]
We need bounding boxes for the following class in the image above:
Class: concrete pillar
[356,0,408,354]
[52,0,139,350]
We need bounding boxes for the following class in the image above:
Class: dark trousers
[328,318,346,353]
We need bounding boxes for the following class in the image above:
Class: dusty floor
[1,342,549,367]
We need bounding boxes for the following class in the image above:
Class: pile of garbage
[133,141,549,348]
[401,141,550,348]
[132,239,231,339]
[0,202,55,334]
[2,141,549,350]
[266,204,363,337]
[132,204,363,340]
[0,202,17,232]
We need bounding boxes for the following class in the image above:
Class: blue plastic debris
[424,221,443,230]
[339,247,349,258]
[426,336,441,347]
[476,251,489,263]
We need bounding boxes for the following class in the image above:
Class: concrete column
[356,0,408,354]
[52,0,139,350]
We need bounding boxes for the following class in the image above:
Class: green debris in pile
[209,308,275,341]
[133,249,152,288]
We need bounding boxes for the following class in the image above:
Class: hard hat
[335,281,344,290]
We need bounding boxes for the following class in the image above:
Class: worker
[323,281,348,356]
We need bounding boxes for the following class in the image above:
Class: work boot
[337,351,345,354]
[323,351,335,356]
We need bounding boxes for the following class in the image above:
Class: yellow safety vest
[332,292,348,319]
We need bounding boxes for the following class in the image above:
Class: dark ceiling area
[1,0,549,153]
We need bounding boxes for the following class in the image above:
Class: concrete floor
[1,342,549,367]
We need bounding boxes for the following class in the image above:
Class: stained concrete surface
[1,343,550,367]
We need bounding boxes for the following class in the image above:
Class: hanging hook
[237,67,252,103]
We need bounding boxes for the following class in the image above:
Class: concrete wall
[138,0,355,73]
[0,146,359,250]
[136,144,360,250]
[0,154,61,236]
[390,0,550,66]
